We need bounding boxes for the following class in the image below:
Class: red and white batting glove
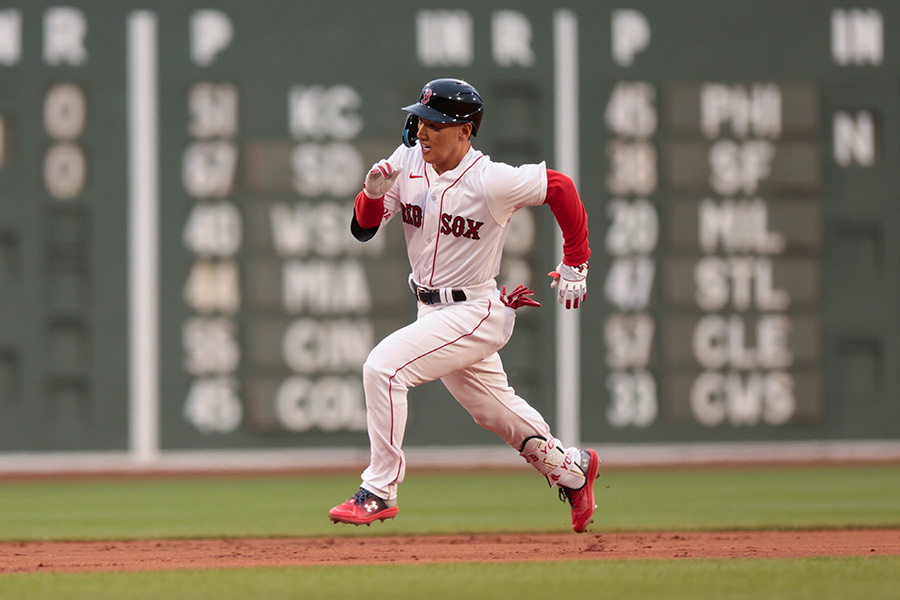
[500,285,541,310]
[363,159,402,199]
[548,262,588,309]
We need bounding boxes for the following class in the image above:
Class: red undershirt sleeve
[354,190,384,229]
[544,169,591,265]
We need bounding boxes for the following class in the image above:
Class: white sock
[519,437,587,489]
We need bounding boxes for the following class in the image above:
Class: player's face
[417,118,471,174]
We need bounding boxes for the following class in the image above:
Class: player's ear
[460,123,473,141]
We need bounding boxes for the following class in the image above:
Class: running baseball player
[328,78,599,533]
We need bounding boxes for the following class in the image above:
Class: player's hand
[500,285,541,310]
[363,160,402,199]
[548,262,588,309]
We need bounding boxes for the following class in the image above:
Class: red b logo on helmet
[422,88,432,104]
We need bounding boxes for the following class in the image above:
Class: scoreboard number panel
[588,1,899,442]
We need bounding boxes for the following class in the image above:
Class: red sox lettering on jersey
[400,203,484,240]
[440,213,483,239]
[399,203,422,227]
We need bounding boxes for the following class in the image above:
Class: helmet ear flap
[402,114,419,148]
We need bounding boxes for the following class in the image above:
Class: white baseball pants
[359,293,553,501]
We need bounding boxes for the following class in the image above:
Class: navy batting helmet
[401,78,484,147]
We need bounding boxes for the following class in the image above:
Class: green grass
[1,557,899,600]
[1,464,898,599]
[0,464,897,541]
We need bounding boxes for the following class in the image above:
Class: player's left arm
[544,169,591,309]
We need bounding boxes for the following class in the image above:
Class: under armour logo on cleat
[364,501,379,512]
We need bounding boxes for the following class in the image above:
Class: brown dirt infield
[2,529,898,573]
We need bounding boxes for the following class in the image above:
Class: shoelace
[558,487,575,506]
[351,488,375,505]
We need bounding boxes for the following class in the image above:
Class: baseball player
[328,78,599,533]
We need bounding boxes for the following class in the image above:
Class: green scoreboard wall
[0,0,898,454]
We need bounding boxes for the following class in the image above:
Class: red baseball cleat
[558,449,601,533]
[329,487,399,526]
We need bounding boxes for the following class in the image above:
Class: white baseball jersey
[378,144,547,290]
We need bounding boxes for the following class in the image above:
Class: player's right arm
[351,158,403,242]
